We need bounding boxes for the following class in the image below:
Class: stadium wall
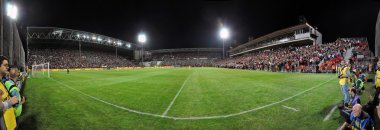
[0,9,26,67]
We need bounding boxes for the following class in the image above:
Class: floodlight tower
[219,27,229,59]
[5,3,18,63]
[138,33,147,64]
[116,41,122,58]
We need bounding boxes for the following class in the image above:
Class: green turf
[19,67,369,129]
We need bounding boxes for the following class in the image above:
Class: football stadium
[0,0,380,130]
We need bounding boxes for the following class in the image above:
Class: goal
[31,62,50,78]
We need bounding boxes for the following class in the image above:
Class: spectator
[356,73,365,94]
[374,60,380,106]
[0,56,18,130]
[340,104,374,130]
[4,66,25,118]
[338,61,350,105]
[339,88,361,121]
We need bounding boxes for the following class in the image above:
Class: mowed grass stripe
[50,68,193,114]
[23,77,126,129]
[46,68,334,120]
[166,68,334,116]
[22,68,346,130]
[51,68,180,90]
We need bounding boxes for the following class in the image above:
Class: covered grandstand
[215,23,371,73]
[230,23,322,57]
[27,27,137,69]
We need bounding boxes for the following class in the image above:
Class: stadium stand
[27,27,137,69]
[28,48,135,69]
[214,23,371,73]
[215,38,370,73]
[229,23,322,57]
[151,48,222,67]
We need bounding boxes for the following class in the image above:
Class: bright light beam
[6,3,18,20]
[138,33,147,43]
[219,27,229,39]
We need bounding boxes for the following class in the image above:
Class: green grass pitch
[19,67,371,129]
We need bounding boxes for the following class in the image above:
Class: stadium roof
[231,23,314,52]
[27,27,136,50]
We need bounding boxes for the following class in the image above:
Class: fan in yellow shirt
[373,60,380,105]
[338,61,350,105]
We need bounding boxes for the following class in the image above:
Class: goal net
[31,62,50,78]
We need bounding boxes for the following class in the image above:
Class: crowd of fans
[27,38,370,72]
[320,38,371,73]
[215,38,370,73]
[153,52,221,67]
[28,48,135,69]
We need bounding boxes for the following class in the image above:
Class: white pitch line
[323,105,337,121]
[282,105,299,112]
[49,78,167,118]
[49,76,334,120]
[161,74,191,116]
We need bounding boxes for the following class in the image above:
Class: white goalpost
[31,62,50,78]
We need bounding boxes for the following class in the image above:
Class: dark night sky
[14,0,380,50]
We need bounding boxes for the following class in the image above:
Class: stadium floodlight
[117,42,122,46]
[138,33,147,44]
[137,33,147,64]
[219,27,229,40]
[97,37,102,41]
[127,44,131,48]
[77,34,80,37]
[108,40,111,43]
[6,3,18,20]
[219,27,230,59]
[86,35,89,39]
[92,36,96,40]
[82,35,86,38]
